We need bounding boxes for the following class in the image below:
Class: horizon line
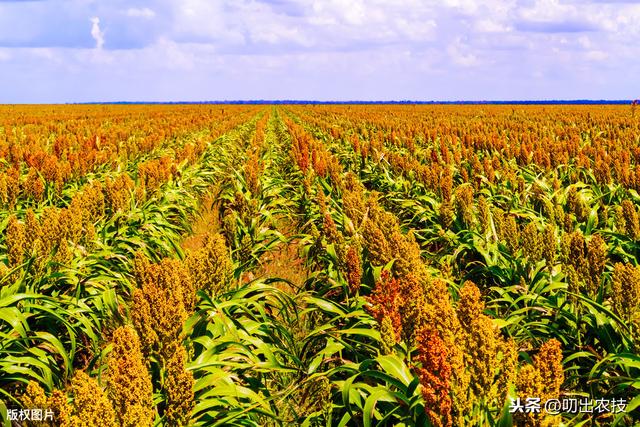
[1,99,637,106]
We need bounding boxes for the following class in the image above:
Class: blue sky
[0,0,638,102]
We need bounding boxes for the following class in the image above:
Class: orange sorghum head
[344,244,362,295]
[415,327,453,427]
[366,270,402,337]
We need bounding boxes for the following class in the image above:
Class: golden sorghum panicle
[104,174,134,213]
[535,339,564,401]
[0,172,8,208]
[65,206,84,245]
[379,315,398,354]
[477,196,490,234]
[243,153,261,195]
[503,215,519,252]
[71,180,105,220]
[564,264,581,296]
[6,214,26,266]
[566,187,586,222]
[496,338,518,405]
[163,343,195,427]
[440,168,453,202]
[398,274,430,344]
[614,205,626,235]
[515,340,564,427]
[107,325,154,427]
[39,206,75,263]
[454,184,474,227]
[611,262,640,320]
[21,382,72,427]
[4,167,20,209]
[457,283,493,376]
[186,233,232,297]
[621,200,640,240]
[232,191,249,218]
[344,244,362,294]
[360,193,472,419]
[362,218,392,267]
[598,203,609,228]
[327,154,343,188]
[561,231,590,293]
[585,235,607,296]
[137,156,173,194]
[69,181,104,247]
[68,371,117,427]
[520,222,542,263]
[457,281,517,405]
[542,198,556,225]
[342,173,367,229]
[132,258,190,357]
[25,208,42,252]
[560,231,579,263]
[464,315,500,402]
[415,327,453,427]
[456,280,484,328]
[563,212,575,232]
[515,364,544,427]
[389,229,425,278]
[221,209,236,246]
[0,262,9,279]
[439,201,454,230]
[322,211,341,245]
[399,275,470,421]
[24,167,45,202]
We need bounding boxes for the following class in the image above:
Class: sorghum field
[1,104,639,426]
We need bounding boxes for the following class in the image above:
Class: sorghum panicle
[415,327,453,427]
[107,325,154,427]
[131,258,190,357]
[621,200,640,239]
[186,233,232,297]
[68,371,117,427]
[611,262,640,320]
[163,343,195,427]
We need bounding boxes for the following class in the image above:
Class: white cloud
[90,17,104,49]
[585,50,608,61]
[442,0,480,15]
[518,0,574,22]
[395,18,437,41]
[476,19,511,33]
[447,38,478,67]
[126,7,156,19]
[172,0,246,46]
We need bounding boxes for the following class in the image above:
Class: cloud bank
[0,0,638,102]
